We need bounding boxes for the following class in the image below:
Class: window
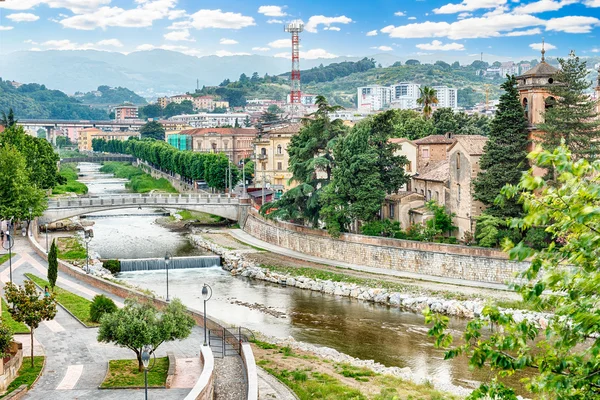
[277,145,282,154]
[435,191,439,201]
[389,204,395,219]
[277,162,282,170]
[457,184,461,208]
[456,153,460,170]
[406,161,412,173]
[261,147,266,156]
[422,148,430,159]
[428,190,431,200]
[523,98,529,119]
[224,141,228,150]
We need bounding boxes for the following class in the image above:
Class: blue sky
[0,0,599,60]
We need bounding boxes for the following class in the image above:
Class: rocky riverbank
[191,233,550,326]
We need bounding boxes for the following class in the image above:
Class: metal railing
[208,326,255,359]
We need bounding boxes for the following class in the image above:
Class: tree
[0,325,13,358]
[432,108,458,136]
[36,128,47,139]
[140,103,162,119]
[48,239,58,290]
[5,280,57,367]
[473,75,529,218]
[140,121,166,141]
[244,116,252,128]
[425,201,456,237]
[98,299,194,371]
[538,54,600,159]
[405,59,420,65]
[1,108,17,128]
[417,86,438,119]
[427,143,600,399]
[243,160,255,182]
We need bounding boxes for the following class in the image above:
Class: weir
[120,256,221,272]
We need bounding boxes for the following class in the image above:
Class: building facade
[433,86,458,110]
[78,128,104,151]
[357,85,392,111]
[181,128,257,164]
[114,105,139,120]
[171,113,251,128]
[253,124,301,193]
[413,134,455,173]
[390,83,421,110]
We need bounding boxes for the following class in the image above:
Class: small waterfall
[119,256,221,272]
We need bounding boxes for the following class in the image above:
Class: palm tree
[417,87,438,119]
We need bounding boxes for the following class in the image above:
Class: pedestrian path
[171,358,202,389]
[228,229,511,291]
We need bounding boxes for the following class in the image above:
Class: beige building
[413,134,455,173]
[447,135,488,240]
[382,192,425,230]
[170,94,194,104]
[181,128,257,164]
[158,97,170,109]
[389,137,417,190]
[253,124,301,193]
[78,128,103,151]
[157,120,192,131]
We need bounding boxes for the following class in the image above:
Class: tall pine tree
[48,239,58,291]
[538,54,600,158]
[473,76,529,218]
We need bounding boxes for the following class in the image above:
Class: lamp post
[45,224,49,253]
[2,232,14,282]
[84,229,94,274]
[201,283,212,346]
[165,252,171,302]
[141,345,152,400]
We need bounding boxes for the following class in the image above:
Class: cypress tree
[473,75,529,218]
[48,239,58,291]
[538,54,600,159]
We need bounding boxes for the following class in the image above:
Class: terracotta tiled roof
[386,191,424,201]
[413,134,455,145]
[518,61,558,78]
[389,137,415,145]
[413,160,449,182]
[180,128,258,136]
[449,135,488,155]
[267,123,302,134]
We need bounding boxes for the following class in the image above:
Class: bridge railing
[47,193,240,208]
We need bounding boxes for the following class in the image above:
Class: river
[72,161,518,394]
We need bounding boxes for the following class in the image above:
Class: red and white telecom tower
[284,20,304,118]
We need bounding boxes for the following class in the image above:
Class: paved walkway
[228,229,512,291]
[258,368,298,400]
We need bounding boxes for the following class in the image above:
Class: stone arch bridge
[41,193,248,224]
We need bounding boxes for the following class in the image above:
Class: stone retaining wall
[0,342,23,393]
[184,345,214,400]
[243,210,529,285]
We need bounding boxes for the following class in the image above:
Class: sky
[0,0,599,61]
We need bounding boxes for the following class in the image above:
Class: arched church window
[523,98,529,119]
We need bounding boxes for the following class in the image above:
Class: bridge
[41,193,248,224]
[60,155,137,164]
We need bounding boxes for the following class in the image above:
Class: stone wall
[0,342,23,393]
[243,210,529,285]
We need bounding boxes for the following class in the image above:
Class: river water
[74,162,516,394]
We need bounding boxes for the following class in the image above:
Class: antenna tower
[284,20,304,119]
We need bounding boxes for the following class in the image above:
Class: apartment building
[253,124,301,193]
[433,86,458,110]
[113,105,139,120]
[180,127,257,164]
[170,113,251,128]
[357,85,392,112]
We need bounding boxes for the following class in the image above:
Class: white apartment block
[170,113,250,128]
[357,86,392,112]
[500,62,519,77]
[390,82,421,110]
[433,86,458,110]
[329,109,373,123]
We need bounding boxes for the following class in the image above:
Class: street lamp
[201,283,213,346]
[2,232,14,282]
[164,252,171,302]
[84,229,94,274]
[141,345,152,400]
[45,224,49,253]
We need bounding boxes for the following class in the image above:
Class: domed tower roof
[517,39,558,79]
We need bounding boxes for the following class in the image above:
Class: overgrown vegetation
[89,295,118,323]
[0,356,44,398]
[100,357,169,388]
[77,85,147,106]
[52,164,88,195]
[56,236,87,261]
[102,259,121,274]
[100,162,177,193]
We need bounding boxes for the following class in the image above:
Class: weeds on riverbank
[56,237,86,261]
[100,162,177,193]
[52,163,88,195]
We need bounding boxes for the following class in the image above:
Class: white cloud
[381,13,544,39]
[583,0,600,6]
[371,45,393,51]
[188,9,255,30]
[505,27,541,36]
[408,17,417,20]
[514,0,577,14]
[220,38,239,45]
[305,15,352,33]
[592,48,599,53]
[545,16,600,33]
[0,26,14,31]
[324,26,341,31]
[252,47,270,51]
[164,30,195,42]
[257,5,287,17]
[96,39,123,47]
[457,12,472,19]
[394,11,405,16]
[530,42,557,50]
[41,38,124,51]
[274,48,337,59]
[60,0,180,30]
[366,30,378,36]
[268,38,290,48]
[416,40,465,51]
[215,50,251,57]
[0,0,111,14]
[7,13,39,22]
[434,0,507,14]
[267,19,283,24]
[24,39,38,44]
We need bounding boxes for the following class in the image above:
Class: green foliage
[139,103,162,119]
[140,121,166,141]
[523,227,550,250]
[90,295,118,323]
[0,81,109,120]
[425,201,456,236]
[2,298,29,334]
[417,86,439,118]
[98,298,195,371]
[360,220,402,238]
[163,100,194,118]
[53,164,89,195]
[101,357,169,388]
[102,259,121,274]
[5,280,57,367]
[281,58,376,84]
[474,214,503,247]
[47,239,58,290]
[1,356,44,397]
[0,324,13,358]
[431,108,490,136]
[474,75,529,218]
[100,162,177,193]
[538,55,600,158]
[77,86,147,106]
[427,144,600,399]
[243,160,255,182]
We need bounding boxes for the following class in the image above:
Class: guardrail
[47,194,240,209]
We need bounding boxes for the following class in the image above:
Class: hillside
[0,79,109,120]
[76,85,147,106]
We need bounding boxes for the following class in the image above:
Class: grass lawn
[1,299,29,334]
[56,237,87,261]
[0,253,15,265]
[101,357,169,388]
[0,356,44,398]
[25,274,97,327]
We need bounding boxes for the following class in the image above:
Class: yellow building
[78,128,103,151]
[253,124,301,193]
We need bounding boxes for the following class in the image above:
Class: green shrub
[103,259,121,274]
[90,295,118,323]
[0,324,13,357]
